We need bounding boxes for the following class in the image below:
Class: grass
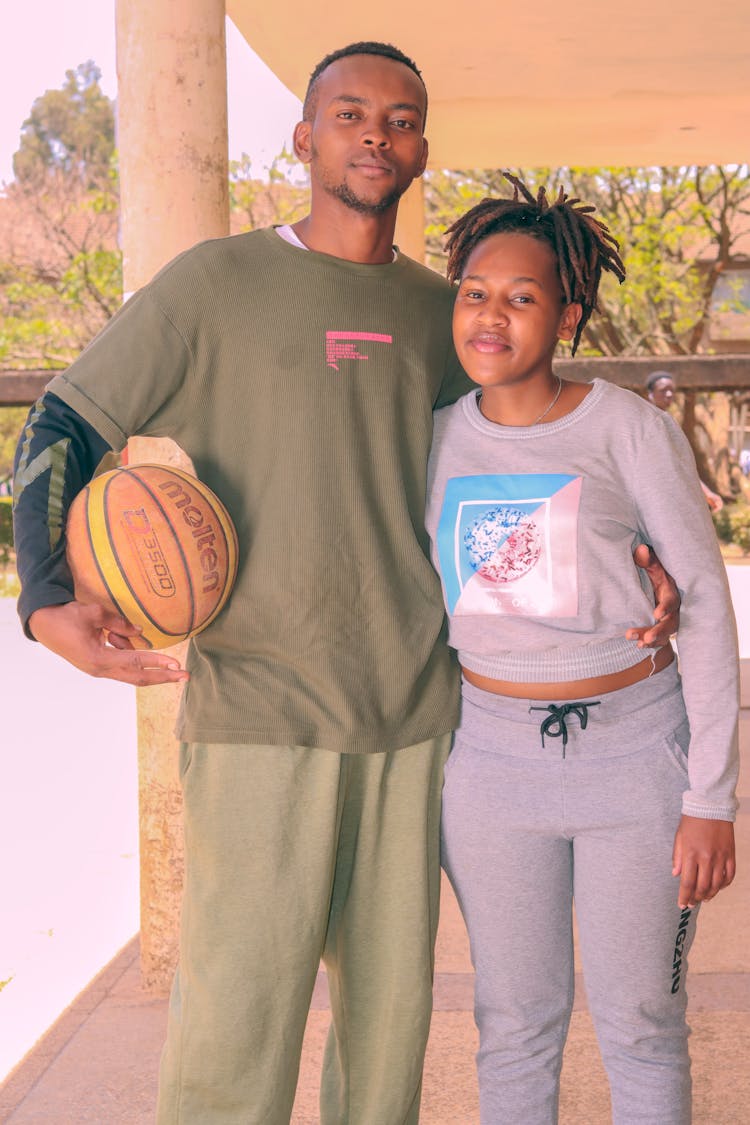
[0,555,20,598]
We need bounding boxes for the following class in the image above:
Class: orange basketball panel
[66,464,239,650]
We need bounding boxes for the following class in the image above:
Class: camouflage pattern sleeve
[13,393,111,638]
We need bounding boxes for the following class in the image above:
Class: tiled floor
[1,591,749,1122]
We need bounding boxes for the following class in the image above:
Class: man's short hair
[645,370,675,391]
[303,42,427,125]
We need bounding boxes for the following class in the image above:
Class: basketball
[66,463,239,650]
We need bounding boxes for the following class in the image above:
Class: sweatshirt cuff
[681,793,738,822]
[17,584,75,641]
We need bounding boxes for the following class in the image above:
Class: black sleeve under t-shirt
[13,392,112,637]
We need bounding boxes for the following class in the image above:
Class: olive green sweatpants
[156,734,451,1125]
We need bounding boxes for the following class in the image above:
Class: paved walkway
[0,599,139,1082]
[1,594,749,1121]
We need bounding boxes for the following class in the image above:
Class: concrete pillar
[115,0,229,992]
[395,178,426,263]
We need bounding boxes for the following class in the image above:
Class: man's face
[649,376,676,411]
[294,54,428,216]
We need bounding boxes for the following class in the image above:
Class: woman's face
[452,232,580,393]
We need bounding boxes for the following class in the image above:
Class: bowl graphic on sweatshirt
[463,506,542,583]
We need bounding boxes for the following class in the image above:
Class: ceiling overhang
[227,2,750,167]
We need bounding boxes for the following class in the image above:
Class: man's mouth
[351,160,394,175]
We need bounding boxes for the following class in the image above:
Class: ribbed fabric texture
[426,381,740,818]
[48,228,470,752]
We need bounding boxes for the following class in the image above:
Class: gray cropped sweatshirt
[425,379,739,821]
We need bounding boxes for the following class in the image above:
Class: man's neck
[293,197,398,264]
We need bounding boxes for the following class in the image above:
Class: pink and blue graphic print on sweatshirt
[436,474,582,618]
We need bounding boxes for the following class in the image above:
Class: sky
[1,1,303,187]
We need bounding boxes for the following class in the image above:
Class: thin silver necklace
[479,374,563,426]
[531,374,563,425]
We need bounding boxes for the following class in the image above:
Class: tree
[0,62,121,371]
[13,60,115,187]
[0,407,27,483]
[425,165,750,358]
[424,165,750,498]
[229,149,309,232]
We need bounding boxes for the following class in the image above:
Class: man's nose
[361,124,390,148]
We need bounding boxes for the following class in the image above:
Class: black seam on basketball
[102,470,189,641]
[124,468,198,633]
[186,478,236,626]
[162,468,238,622]
[92,477,154,651]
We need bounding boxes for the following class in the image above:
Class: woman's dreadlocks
[445,173,626,354]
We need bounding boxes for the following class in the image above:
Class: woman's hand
[672,816,735,909]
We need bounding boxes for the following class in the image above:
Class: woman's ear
[558,302,583,342]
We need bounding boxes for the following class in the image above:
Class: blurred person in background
[646,371,724,511]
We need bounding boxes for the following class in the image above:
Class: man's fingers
[106,631,137,651]
[625,621,675,647]
[90,606,143,635]
[27,601,188,685]
[93,650,189,686]
[632,543,656,570]
[629,543,680,647]
[638,618,677,647]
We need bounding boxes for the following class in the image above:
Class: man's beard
[327,180,403,215]
[311,150,404,215]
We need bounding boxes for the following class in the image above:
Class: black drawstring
[529,701,601,756]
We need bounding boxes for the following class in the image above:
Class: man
[645,369,677,412]
[14,43,676,1124]
[646,369,724,511]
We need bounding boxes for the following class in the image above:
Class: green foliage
[713,501,750,553]
[229,149,309,231]
[0,269,101,369]
[0,407,27,481]
[0,497,13,566]
[13,61,115,186]
[423,165,750,358]
[424,165,750,495]
[0,64,121,368]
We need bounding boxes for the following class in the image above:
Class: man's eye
[392,119,415,129]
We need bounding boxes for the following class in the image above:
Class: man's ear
[416,136,429,178]
[558,302,582,342]
[293,120,312,165]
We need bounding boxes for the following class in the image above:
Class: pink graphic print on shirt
[325,331,393,371]
[436,474,582,617]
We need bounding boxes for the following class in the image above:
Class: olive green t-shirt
[48,228,469,752]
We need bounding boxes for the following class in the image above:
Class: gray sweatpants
[157,735,451,1125]
[441,663,697,1125]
